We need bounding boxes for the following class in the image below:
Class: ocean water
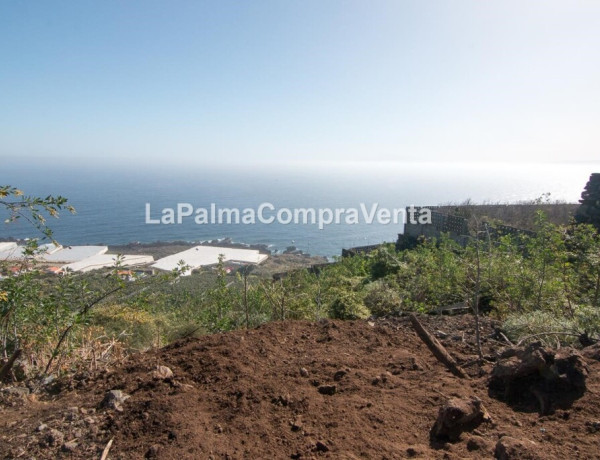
[1,161,598,257]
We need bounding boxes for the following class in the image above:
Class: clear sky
[1,0,599,166]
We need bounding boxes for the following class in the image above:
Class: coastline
[0,202,582,261]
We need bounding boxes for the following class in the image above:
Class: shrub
[363,282,401,316]
[90,304,168,351]
[502,310,576,345]
[330,292,370,320]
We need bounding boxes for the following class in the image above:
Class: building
[151,246,268,275]
[61,254,154,273]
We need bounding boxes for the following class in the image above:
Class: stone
[495,436,540,460]
[272,394,292,406]
[152,365,174,380]
[554,348,588,389]
[145,444,161,458]
[318,385,337,395]
[333,369,347,381]
[436,330,449,339]
[314,441,329,452]
[61,440,78,452]
[101,389,130,412]
[581,343,600,362]
[290,417,303,432]
[66,406,79,421]
[431,396,491,441]
[466,435,491,452]
[41,428,64,447]
[585,420,600,433]
[299,367,309,377]
[490,342,588,414]
[406,446,422,457]
[2,386,30,397]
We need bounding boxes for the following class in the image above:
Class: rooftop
[151,246,268,275]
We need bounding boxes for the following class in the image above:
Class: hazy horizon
[2,162,597,256]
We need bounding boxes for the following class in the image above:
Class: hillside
[2,315,600,459]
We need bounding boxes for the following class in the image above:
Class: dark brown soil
[2,315,600,459]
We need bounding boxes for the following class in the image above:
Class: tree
[0,185,75,244]
[1,186,185,377]
[575,173,600,231]
[1,186,75,378]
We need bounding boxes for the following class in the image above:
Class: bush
[363,282,401,316]
[502,310,576,345]
[90,304,168,351]
[165,322,206,342]
[572,304,600,340]
[330,292,370,320]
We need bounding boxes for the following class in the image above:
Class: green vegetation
[2,185,600,380]
[575,173,600,231]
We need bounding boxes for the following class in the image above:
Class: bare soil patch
[2,315,600,459]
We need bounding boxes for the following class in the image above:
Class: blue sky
[1,0,599,166]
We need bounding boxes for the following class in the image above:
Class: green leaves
[1,185,76,244]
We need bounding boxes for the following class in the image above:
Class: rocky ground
[2,315,600,459]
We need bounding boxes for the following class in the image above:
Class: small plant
[363,282,401,317]
[330,292,370,320]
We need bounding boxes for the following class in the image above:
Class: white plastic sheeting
[62,254,154,273]
[152,246,268,275]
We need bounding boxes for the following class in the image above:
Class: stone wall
[400,207,534,248]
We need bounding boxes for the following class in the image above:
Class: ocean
[1,161,598,257]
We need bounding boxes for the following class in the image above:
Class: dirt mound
[489,343,589,415]
[2,316,600,459]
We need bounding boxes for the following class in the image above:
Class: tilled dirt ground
[2,315,600,459]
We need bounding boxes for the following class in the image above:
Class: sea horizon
[2,161,599,257]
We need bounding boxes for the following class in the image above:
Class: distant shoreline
[1,202,581,259]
